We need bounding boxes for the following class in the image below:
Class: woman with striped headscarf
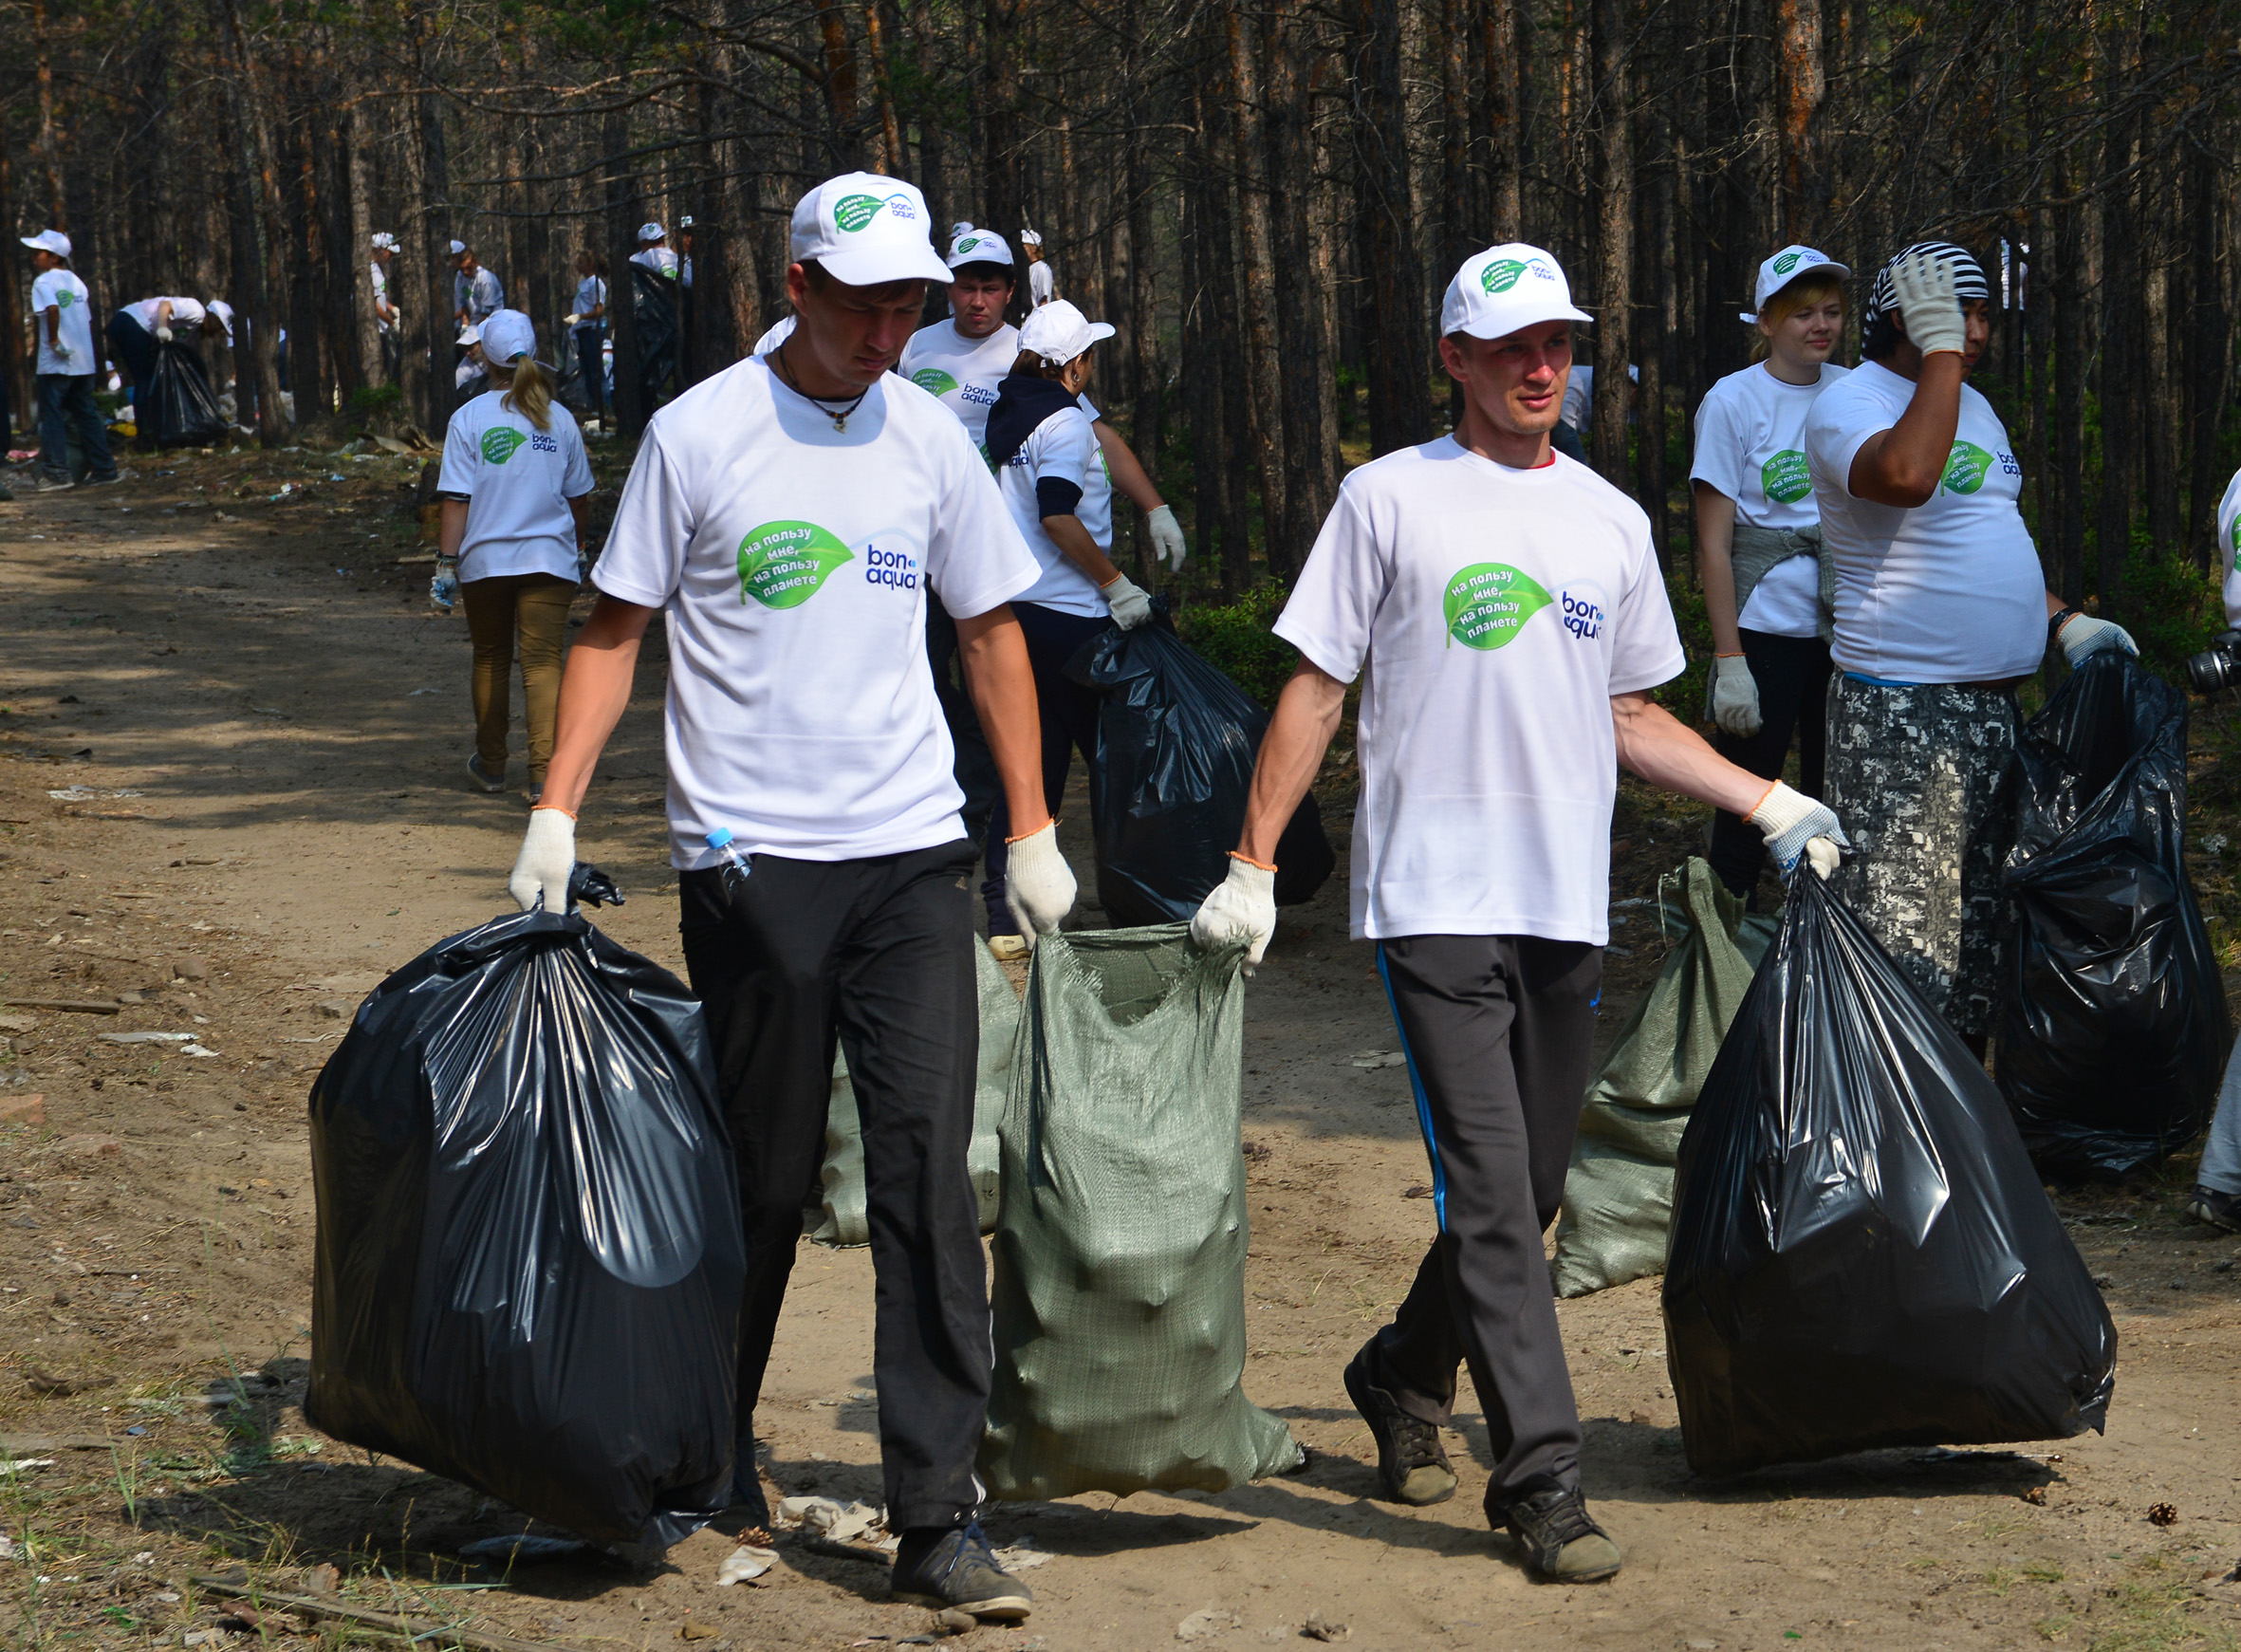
[1802,241,2135,1052]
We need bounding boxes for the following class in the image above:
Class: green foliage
[350,382,403,418]
[1176,582,1299,710]
[2114,546,2225,678]
[1656,566,1713,723]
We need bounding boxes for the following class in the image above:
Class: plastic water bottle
[706,827,752,905]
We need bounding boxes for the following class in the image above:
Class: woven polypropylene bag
[978,926,1303,1499]
[1550,859,1777,1297]
[809,937,1016,1247]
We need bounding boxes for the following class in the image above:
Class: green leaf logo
[481,428,528,465]
[1481,259,1528,295]
[835,194,887,233]
[1772,251,1802,275]
[56,290,74,309]
[737,520,854,608]
[955,236,982,254]
[1443,562,1554,650]
[910,368,959,397]
[1761,449,1811,505]
[1939,439,1994,495]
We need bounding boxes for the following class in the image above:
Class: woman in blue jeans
[977,300,1155,955]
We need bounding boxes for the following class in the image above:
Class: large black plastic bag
[1069,620,1335,927]
[306,909,744,1551]
[144,339,228,448]
[1663,872,2116,1478]
[1997,651,2228,1179]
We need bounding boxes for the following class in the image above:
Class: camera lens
[2186,632,2241,694]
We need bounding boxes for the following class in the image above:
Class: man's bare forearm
[540,596,653,815]
[1611,690,1770,817]
[956,604,1050,834]
[1235,661,1346,864]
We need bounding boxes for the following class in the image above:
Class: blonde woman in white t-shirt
[1692,246,1850,900]
[435,309,594,804]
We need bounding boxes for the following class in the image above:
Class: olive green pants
[462,573,575,784]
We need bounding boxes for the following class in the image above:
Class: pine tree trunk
[1482,0,1522,235]
[2093,17,2138,610]
[1353,0,1432,459]
[2053,185,2086,606]
[1225,0,1289,565]
[213,0,294,446]
[2183,140,2231,569]
[605,103,646,437]
[1590,0,1634,490]
[1265,7,1336,565]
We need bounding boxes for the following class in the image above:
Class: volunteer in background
[105,293,225,400]
[566,251,608,430]
[2196,462,2241,1234]
[454,323,489,399]
[1694,245,1851,900]
[1019,228,1055,308]
[23,230,119,492]
[452,241,504,326]
[1806,242,2133,1054]
[435,309,591,804]
[630,223,681,405]
[504,172,1069,1624]
[1192,243,1848,1585]
[975,299,1151,956]
[678,217,695,290]
[631,222,680,279]
[370,232,403,380]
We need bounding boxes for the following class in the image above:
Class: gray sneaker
[467,753,506,793]
[2189,1185,2241,1234]
[890,1522,1031,1622]
[1343,1340,1456,1505]
[34,474,74,492]
[1493,1483,1622,1583]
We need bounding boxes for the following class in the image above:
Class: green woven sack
[809,937,1016,1248]
[978,926,1304,1500]
[1550,858,1777,1298]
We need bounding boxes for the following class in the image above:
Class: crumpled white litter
[713,1544,778,1586]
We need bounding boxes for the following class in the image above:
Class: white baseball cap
[456,322,482,346]
[947,228,1013,269]
[449,239,468,257]
[1743,245,1850,322]
[789,173,953,288]
[1018,228,1043,248]
[1440,244,1593,340]
[638,221,665,244]
[370,232,398,251]
[207,300,235,344]
[20,229,70,258]
[1017,299,1114,365]
[479,308,535,364]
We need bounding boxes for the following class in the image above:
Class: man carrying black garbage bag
[504,171,1076,1624]
[1191,244,1849,1585]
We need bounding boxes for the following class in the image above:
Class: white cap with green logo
[1742,244,1850,322]
[947,228,1014,269]
[790,172,954,288]
[1440,244,1593,340]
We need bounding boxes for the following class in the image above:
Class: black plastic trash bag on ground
[306,909,743,1552]
[1997,651,2227,1179]
[979,927,1304,1499]
[145,339,227,448]
[1069,620,1335,928]
[1663,872,2116,1478]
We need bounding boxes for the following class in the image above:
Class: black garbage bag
[631,265,679,402]
[306,908,743,1552]
[1997,650,2228,1179]
[1068,618,1335,928]
[1663,871,2116,1478]
[144,339,227,448]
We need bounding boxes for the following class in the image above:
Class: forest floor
[1,443,2239,1652]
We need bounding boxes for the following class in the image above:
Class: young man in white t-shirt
[1805,242,2133,1050]
[22,230,119,491]
[899,228,1022,455]
[505,173,1072,1624]
[1191,244,1848,1585]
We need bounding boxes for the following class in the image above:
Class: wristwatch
[2047,607,2080,643]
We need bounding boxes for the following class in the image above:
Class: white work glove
[564,312,582,326]
[430,557,459,613]
[1102,574,1154,631]
[1709,654,1763,738]
[1004,821,1077,941]
[1145,504,1188,572]
[2056,613,2138,668]
[51,339,70,361]
[1888,251,1965,357]
[1747,780,1848,881]
[1190,855,1277,975]
[509,807,577,913]
[155,325,175,343]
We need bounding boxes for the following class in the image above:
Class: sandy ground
[1,448,2238,1652]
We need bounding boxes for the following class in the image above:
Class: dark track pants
[1707,628,1832,900]
[1367,934,1603,1508]
[677,842,989,1531]
[981,601,1108,926]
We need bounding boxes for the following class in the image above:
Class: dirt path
[2,452,2238,1652]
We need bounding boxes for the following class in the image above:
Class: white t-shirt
[631,248,679,279]
[571,275,606,332]
[370,261,395,328]
[437,391,594,585]
[31,269,94,375]
[1274,438,1686,944]
[1805,360,2046,684]
[593,355,1040,868]
[898,321,1018,453]
[126,296,205,334]
[1028,263,1055,307]
[454,267,503,320]
[997,404,1113,617]
[2218,468,2241,628]
[750,315,794,356]
[1692,362,1849,638]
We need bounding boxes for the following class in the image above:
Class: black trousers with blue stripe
[1368,934,1602,1510]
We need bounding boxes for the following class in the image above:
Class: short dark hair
[949,261,1014,288]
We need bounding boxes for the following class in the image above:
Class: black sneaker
[730,1444,771,1533]
[1493,1483,1622,1582]
[890,1521,1032,1622]
[1342,1339,1456,1505]
[2189,1185,2241,1234]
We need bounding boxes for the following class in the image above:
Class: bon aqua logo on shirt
[481,428,528,465]
[737,520,854,608]
[1761,449,1811,504]
[1939,440,1996,496]
[1443,562,1554,650]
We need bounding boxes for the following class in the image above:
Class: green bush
[1176,582,1299,710]
[2113,548,2224,678]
